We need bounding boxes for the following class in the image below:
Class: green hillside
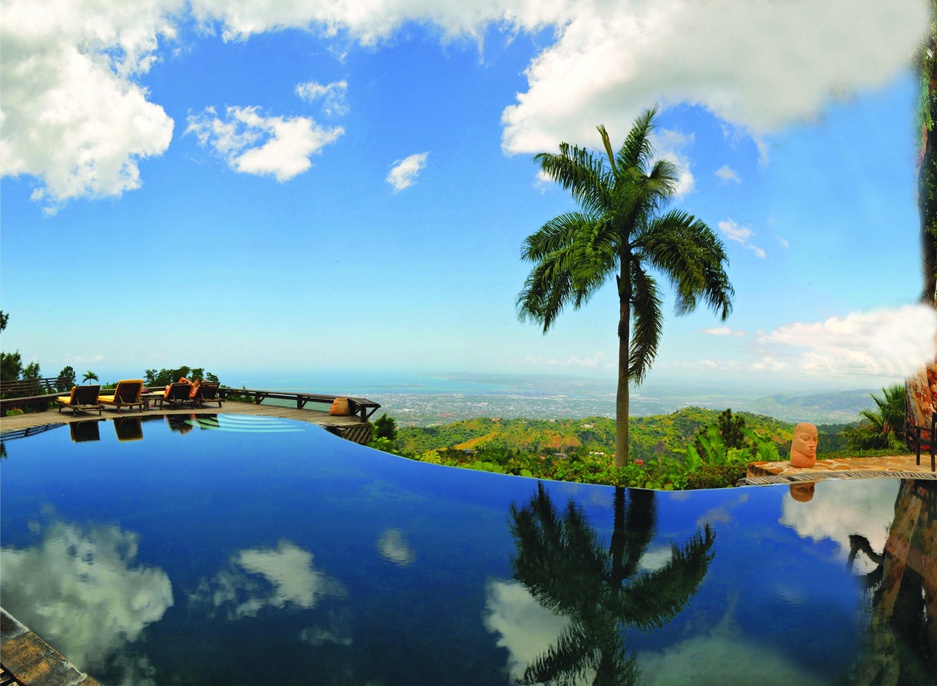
[395,407,811,461]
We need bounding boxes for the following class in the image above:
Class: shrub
[686,464,748,489]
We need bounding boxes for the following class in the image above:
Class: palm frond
[627,265,662,383]
[535,144,613,216]
[615,107,658,174]
[518,213,616,331]
[636,210,733,320]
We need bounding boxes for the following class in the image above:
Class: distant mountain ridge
[745,389,875,424]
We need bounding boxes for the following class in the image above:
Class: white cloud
[718,219,766,258]
[186,106,344,181]
[652,129,695,198]
[500,0,929,154]
[386,152,429,191]
[5,0,926,208]
[0,520,173,679]
[758,304,937,379]
[715,165,741,184]
[192,540,345,619]
[0,0,179,211]
[296,79,349,116]
[189,0,567,45]
[521,352,611,368]
[702,326,747,337]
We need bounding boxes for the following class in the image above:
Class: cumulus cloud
[189,0,567,45]
[0,0,179,211]
[718,219,766,258]
[702,326,747,337]
[4,0,926,209]
[192,540,345,619]
[296,79,349,116]
[186,106,344,181]
[500,0,929,154]
[0,520,173,679]
[386,152,429,191]
[758,304,937,379]
[653,129,695,198]
[715,165,741,184]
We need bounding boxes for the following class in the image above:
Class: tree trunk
[616,263,631,468]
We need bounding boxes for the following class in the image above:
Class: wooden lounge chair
[160,382,197,409]
[57,385,103,415]
[194,381,223,408]
[910,411,936,472]
[99,379,145,413]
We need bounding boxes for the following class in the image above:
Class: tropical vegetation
[370,406,874,490]
[844,384,907,450]
[517,108,734,468]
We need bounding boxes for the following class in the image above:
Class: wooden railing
[0,376,70,398]
[218,387,381,421]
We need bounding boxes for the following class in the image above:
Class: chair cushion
[190,381,201,398]
[330,397,352,416]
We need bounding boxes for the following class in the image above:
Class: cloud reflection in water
[0,519,173,685]
[192,540,345,619]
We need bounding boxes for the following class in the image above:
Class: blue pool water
[1,415,934,685]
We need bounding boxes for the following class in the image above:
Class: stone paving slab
[745,453,937,485]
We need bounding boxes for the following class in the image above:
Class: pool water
[1,415,934,685]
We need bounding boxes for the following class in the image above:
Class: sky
[2,0,937,395]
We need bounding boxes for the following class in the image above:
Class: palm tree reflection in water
[508,484,716,685]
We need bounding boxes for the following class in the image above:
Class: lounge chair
[57,385,103,415]
[160,382,197,409]
[99,379,145,413]
[195,381,223,408]
[910,411,936,472]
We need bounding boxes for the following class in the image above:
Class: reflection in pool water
[1,415,934,685]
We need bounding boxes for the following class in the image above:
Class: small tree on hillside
[373,413,398,441]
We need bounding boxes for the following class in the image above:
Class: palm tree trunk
[616,264,631,467]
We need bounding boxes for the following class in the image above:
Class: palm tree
[81,370,98,385]
[517,108,734,466]
[846,384,907,450]
[508,484,715,684]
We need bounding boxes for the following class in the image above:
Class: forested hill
[394,407,844,461]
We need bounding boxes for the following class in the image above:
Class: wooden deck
[0,390,380,445]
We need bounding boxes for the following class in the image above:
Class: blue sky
[2,0,936,394]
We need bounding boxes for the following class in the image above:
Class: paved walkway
[745,454,937,484]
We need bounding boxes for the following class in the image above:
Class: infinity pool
[1,414,934,685]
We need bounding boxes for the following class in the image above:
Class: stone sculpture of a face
[790,422,818,468]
